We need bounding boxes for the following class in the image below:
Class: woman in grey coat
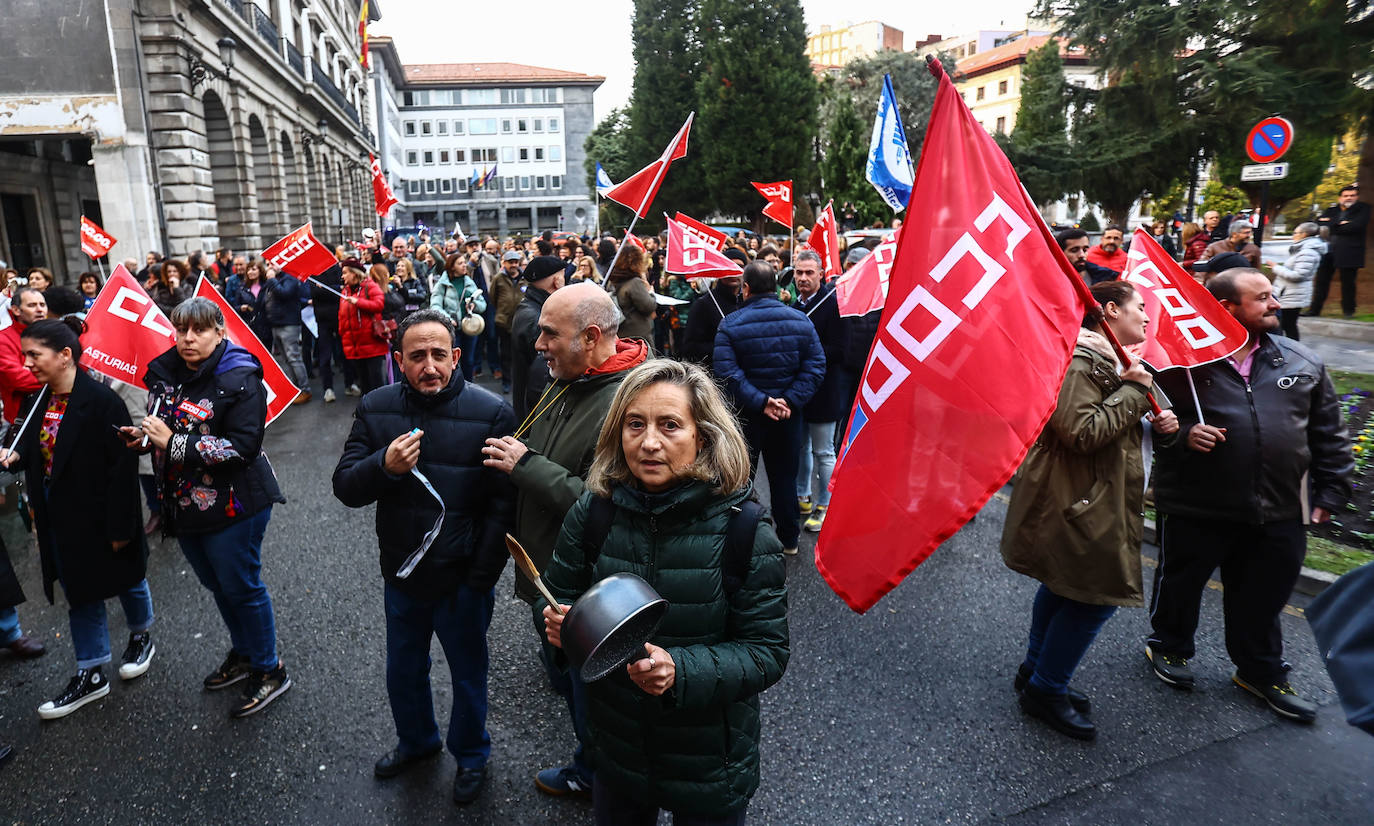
[1268,222,1325,341]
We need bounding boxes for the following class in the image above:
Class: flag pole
[307,276,345,299]
[603,112,692,277]
[1185,367,1206,426]
[0,385,49,464]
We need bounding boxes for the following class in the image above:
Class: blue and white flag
[865,74,914,212]
[469,168,481,188]
[595,162,614,196]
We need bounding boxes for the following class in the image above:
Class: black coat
[795,285,847,423]
[310,264,345,328]
[510,286,553,421]
[143,342,285,536]
[1319,202,1370,269]
[0,534,22,609]
[681,286,739,367]
[14,371,146,605]
[332,376,516,599]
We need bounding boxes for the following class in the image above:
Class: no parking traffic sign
[1246,117,1294,163]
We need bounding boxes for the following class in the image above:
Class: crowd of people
[0,191,1366,819]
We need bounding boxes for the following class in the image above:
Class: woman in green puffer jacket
[542,358,789,825]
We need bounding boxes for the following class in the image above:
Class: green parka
[543,481,789,818]
[1000,328,1173,607]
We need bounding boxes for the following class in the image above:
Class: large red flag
[833,231,900,317]
[193,278,300,424]
[673,212,727,250]
[80,265,175,386]
[370,154,398,218]
[1121,229,1248,370]
[603,113,693,217]
[815,59,1085,613]
[665,215,744,279]
[80,216,116,260]
[751,180,793,228]
[809,202,841,276]
[263,222,338,281]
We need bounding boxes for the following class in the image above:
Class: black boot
[1019,682,1096,741]
[1015,664,1091,713]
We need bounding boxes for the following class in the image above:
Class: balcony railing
[285,41,304,78]
[312,62,360,125]
[249,4,278,49]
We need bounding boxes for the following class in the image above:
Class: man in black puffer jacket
[332,309,515,806]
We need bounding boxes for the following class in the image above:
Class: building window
[474,147,499,163]
[519,176,531,191]
[425,179,437,194]
[549,146,562,162]
[999,79,1009,95]
[421,121,433,135]
[534,147,545,161]
[454,149,466,163]
[533,119,544,133]
[441,179,453,193]
[439,150,450,164]
[519,148,530,162]
[548,117,560,133]
[535,176,546,189]
[423,151,434,165]
[404,121,416,136]
[501,147,515,163]
[457,177,469,193]
[453,120,465,135]
[469,118,498,135]
[467,89,498,105]
[501,119,513,134]
[501,88,527,104]
[517,119,528,134]
[437,121,448,135]
[503,176,515,190]
[406,150,418,166]
[407,180,420,195]
[995,116,1007,133]
[976,86,985,101]
[550,175,561,190]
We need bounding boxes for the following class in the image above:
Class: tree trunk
[1358,110,1374,271]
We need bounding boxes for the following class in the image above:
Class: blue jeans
[67,579,154,669]
[531,602,593,784]
[1022,584,1117,695]
[384,581,493,768]
[795,419,837,507]
[0,606,21,645]
[177,508,278,672]
[593,777,747,826]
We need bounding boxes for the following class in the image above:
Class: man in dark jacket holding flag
[261,266,311,403]
[332,309,515,806]
[714,261,825,554]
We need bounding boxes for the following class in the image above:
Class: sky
[370,0,1040,120]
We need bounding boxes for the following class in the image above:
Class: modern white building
[369,38,602,238]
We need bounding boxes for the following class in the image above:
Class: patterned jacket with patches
[143,341,285,536]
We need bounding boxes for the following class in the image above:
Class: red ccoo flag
[194,278,300,424]
[623,231,645,251]
[370,154,399,218]
[834,230,900,317]
[80,265,175,386]
[604,113,693,217]
[673,212,727,250]
[815,58,1085,613]
[263,222,338,282]
[1120,229,1248,370]
[665,214,744,279]
[808,202,841,276]
[751,180,793,228]
[80,216,117,260]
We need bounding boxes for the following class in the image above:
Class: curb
[1143,518,1335,597]
[1301,317,1374,344]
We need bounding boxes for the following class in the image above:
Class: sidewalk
[1296,317,1374,374]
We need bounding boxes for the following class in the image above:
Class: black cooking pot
[562,573,669,682]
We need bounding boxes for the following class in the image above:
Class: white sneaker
[782,546,798,556]
[345,384,362,397]
[323,388,337,403]
[118,633,155,681]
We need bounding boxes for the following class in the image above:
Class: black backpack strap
[722,499,765,597]
[580,495,617,566]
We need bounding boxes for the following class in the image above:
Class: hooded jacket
[1272,235,1327,310]
[143,341,285,536]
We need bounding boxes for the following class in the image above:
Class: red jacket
[338,278,389,360]
[0,321,41,424]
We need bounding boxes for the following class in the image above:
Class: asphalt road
[2,377,1371,824]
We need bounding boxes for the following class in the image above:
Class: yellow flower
[1355,445,1365,454]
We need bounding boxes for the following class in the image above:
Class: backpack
[580,495,765,597]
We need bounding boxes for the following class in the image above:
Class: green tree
[695,0,817,230]
[583,107,634,232]
[1003,41,1074,206]
[818,92,884,225]
[1216,128,1334,236]
[1284,124,1366,226]
[1199,179,1247,217]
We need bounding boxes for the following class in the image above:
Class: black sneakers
[37,667,110,720]
[534,766,592,797]
[1145,644,1195,689]
[1232,671,1318,723]
[203,650,251,690]
[118,632,155,681]
[452,765,486,805]
[374,745,443,779]
[1014,664,1091,713]
[231,663,292,718]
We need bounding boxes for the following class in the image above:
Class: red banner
[370,154,398,219]
[262,223,337,282]
[623,232,645,251]
[751,180,793,228]
[604,113,693,217]
[809,202,841,276]
[834,231,900,317]
[672,212,727,250]
[1121,229,1248,370]
[815,59,1084,613]
[80,216,116,260]
[193,278,300,424]
[80,265,174,386]
[665,215,744,279]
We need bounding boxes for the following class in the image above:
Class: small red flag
[809,202,842,276]
[665,215,744,279]
[1121,229,1248,370]
[358,0,370,69]
[833,231,900,317]
[623,232,645,251]
[672,212,727,250]
[815,58,1084,613]
[370,154,398,219]
[80,265,175,386]
[751,181,793,229]
[193,278,300,424]
[262,223,338,282]
[604,114,693,217]
[80,216,117,260]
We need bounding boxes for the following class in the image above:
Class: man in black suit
[1309,185,1370,318]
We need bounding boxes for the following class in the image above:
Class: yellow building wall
[954,64,1024,136]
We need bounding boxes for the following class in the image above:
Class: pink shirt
[1227,339,1261,382]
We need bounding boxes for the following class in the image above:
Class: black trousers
[742,413,804,549]
[1309,255,1359,317]
[1147,513,1305,683]
[1278,307,1301,341]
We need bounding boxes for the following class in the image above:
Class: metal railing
[249,4,278,49]
[285,41,304,78]
[312,63,360,125]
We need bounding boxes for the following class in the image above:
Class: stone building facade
[0,0,381,282]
